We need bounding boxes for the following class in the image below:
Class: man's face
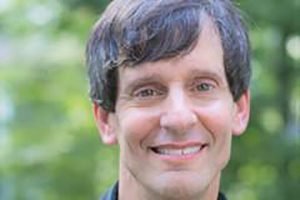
[95,21,250,199]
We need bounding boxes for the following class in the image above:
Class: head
[87,0,251,199]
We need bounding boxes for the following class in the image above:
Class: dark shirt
[100,182,227,200]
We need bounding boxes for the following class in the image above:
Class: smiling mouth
[150,144,208,156]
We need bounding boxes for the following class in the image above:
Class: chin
[152,172,206,199]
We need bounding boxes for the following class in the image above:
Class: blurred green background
[0,0,299,199]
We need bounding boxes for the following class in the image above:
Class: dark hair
[86,0,251,112]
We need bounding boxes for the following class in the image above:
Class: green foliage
[0,0,299,199]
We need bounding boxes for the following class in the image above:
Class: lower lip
[150,146,207,162]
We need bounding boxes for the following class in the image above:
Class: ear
[93,103,118,145]
[232,90,251,136]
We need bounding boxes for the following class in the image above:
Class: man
[86,0,251,199]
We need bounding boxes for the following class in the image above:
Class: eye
[133,87,164,99]
[190,78,217,94]
[196,82,214,92]
[137,89,158,97]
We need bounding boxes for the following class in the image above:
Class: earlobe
[232,90,251,136]
[93,103,118,145]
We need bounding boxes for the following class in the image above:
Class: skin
[94,20,250,200]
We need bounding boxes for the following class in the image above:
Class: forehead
[118,19,224,81]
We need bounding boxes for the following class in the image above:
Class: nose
[160,88,197,134]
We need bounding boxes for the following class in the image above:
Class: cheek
[116,108,160,172]
[116,108,160,149]
[196,100,235,136]
[196,101,234,167]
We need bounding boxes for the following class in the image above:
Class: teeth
[154,146,201,156]
[159,148,182,155]
[182,146,200,155]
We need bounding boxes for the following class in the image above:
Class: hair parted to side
[86,0,251,112]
